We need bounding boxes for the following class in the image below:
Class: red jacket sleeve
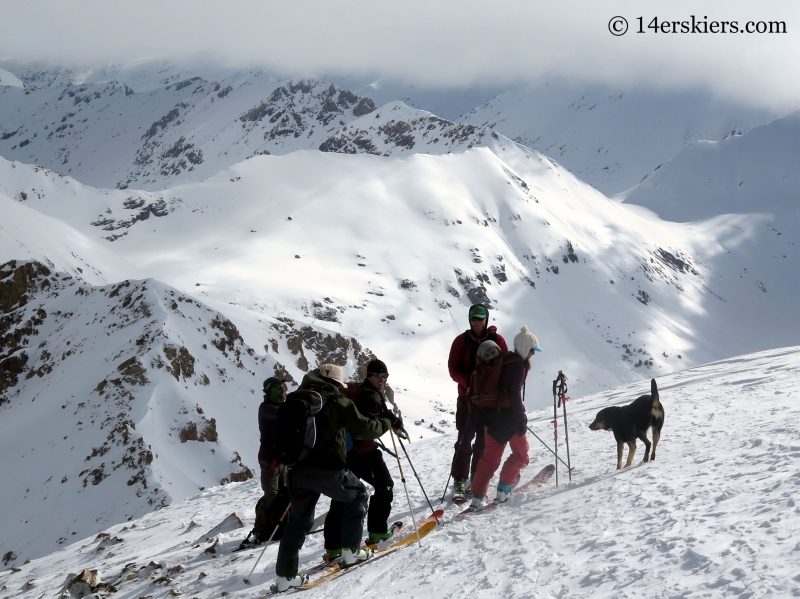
[448,333,470,389]
[495,334,509,354]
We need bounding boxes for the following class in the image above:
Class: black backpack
[253,486,290,542]
[273,389,324,466]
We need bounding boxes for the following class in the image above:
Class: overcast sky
[2,0,798,111]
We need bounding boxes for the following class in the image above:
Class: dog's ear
[651,378,658,401]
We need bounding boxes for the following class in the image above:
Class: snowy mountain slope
[3,345,798,597]
[0,190,140,285]
[0,67,23,89]
[458,75,780,196]
[4,145,800,414]
[622,110,800,222]
[0,259,380,564]
[0,62,510,191]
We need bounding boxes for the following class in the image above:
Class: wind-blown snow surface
[458,76,779,196]
[3,346,799,597]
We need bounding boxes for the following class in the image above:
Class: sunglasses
[369,372,389,379]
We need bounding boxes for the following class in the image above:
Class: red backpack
[469,353,520,410]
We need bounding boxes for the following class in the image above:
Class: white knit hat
[319,363,347,388]
[513,326,543,358]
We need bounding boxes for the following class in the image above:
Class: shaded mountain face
[457,76,778,196]
[0,259,377,564]
[623,110,800,222]
[0,64,508,191]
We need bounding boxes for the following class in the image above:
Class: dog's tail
[651,378,659,401]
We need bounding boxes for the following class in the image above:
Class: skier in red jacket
[447,304,508,500]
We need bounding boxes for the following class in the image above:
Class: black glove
[386,412,409,439]
[517,415,528,437]
[386,411,402,430]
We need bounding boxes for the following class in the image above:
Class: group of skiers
[256,303,542,592]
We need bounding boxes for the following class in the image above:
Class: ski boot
[342,546,374,566]
[324,548,342,565]
[273,573,309,593]
[495,483,513,503]
[453,478,468,503]
[469,495,487,510]
[367,521,402,547]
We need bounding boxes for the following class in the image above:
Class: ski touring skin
[458,464,555,518]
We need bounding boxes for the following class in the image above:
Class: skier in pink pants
[470,326,543,507]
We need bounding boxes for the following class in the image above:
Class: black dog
[589,378,664,469]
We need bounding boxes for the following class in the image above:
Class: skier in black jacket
[323,359,404,559]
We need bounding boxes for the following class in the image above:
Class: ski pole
[376,439,398,459]
[390,429,422,547]
[561,395,573,481]
[552,393,559,487]
[553,370,572,481]
[397,436,440,525]
[526,426,572,470]
[244,503,290,584]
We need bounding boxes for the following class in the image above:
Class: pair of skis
[457,464,555,518]
[263,509,443,594]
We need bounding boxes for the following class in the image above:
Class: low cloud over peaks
[2,0,800,111]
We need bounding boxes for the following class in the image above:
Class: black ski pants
[275,468,367,577]
[324,448,394,549]
[452,395,485,481]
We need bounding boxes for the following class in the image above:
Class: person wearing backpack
[447,303,509,499]
[469,326,543,508]
[323,359,404,559]
[273,363,400,592]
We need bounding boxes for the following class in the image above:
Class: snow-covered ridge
[3,146,800,402]
[2,345,798,597]
[0,64,509,191]
[0,67,24,89]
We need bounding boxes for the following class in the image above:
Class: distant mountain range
[0,63,510,191]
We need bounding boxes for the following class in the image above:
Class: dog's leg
[651,427,661,461]
[637,432,652,462]
[616,442,624,470]
[624,441,637,467]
